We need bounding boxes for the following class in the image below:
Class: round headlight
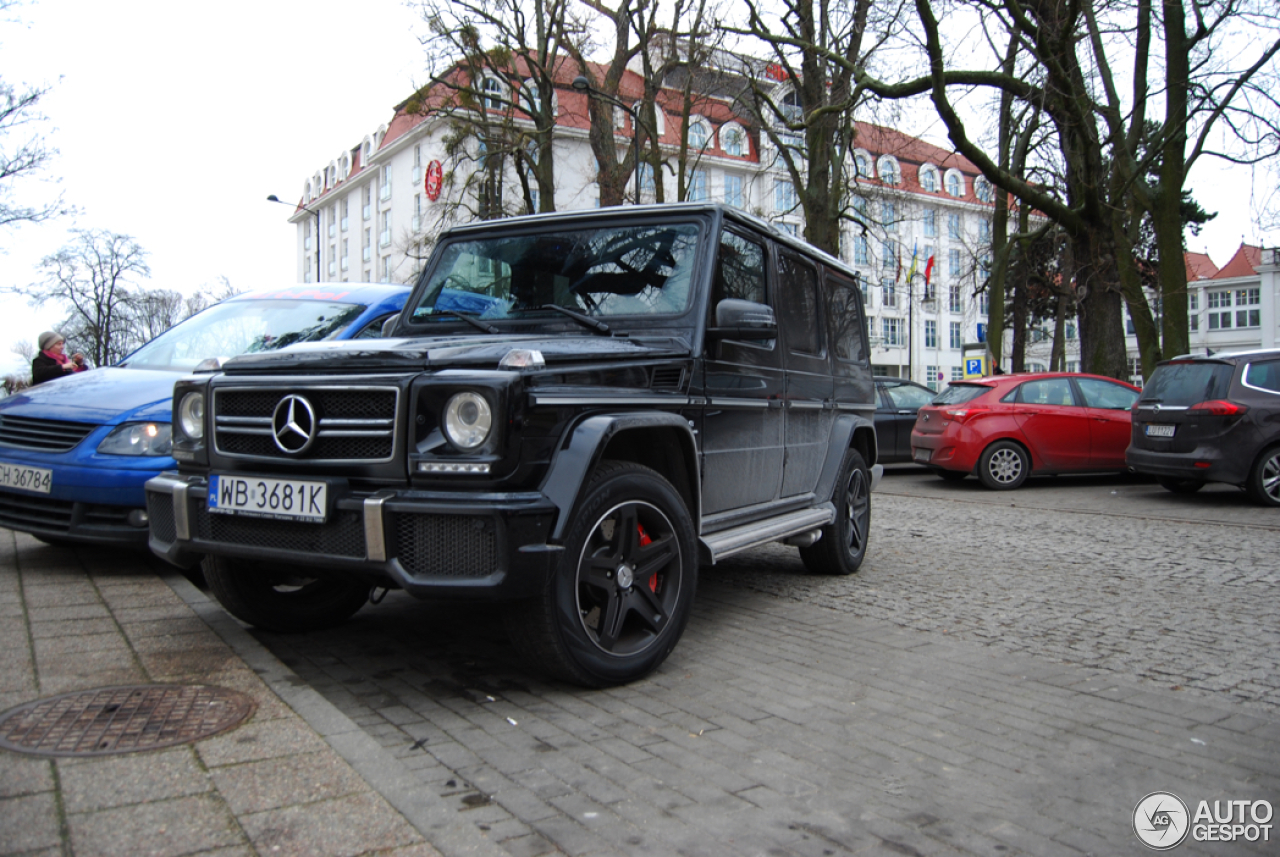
[177,392,205,440]
[443,392,493,450]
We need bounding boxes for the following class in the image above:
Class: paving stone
[0,790,61,853]
[238,791,423,857]
[66,793,245,857]
[57,748,212,813]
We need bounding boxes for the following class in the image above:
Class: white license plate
[913,447,932,462]
[1145,424,1176,438]
[0,461,52,494]
[207,474,328,522]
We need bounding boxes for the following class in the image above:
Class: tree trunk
[1073,230,1129,380]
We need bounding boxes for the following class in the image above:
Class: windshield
[120,299,367,372]
[410,223,701,326]
[1140,362,1233,406]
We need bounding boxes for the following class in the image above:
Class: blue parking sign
[966,357,983,375]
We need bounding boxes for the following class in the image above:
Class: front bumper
[0,488,150,546]
[145,472,560,599]
[1125,445,1248,486]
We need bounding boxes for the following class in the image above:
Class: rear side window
[776,252,823,356]
[1076,377,1139,409]
[885,383,935,409]
[933,384,989,405]
[1016,378,1077,406]
[1141,362,1233,405]
[1244,360,1280,394]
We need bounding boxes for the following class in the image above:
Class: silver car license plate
[0,461,52,494]
[207,474,328,522]
[913,447,932,462]
[1144,424,1176,438]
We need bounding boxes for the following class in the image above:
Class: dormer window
[945,170,965,197]
[919,166,938,193]
[482,77,504,111]
[975,177,994,202]
[720,122,747,157]
[855,153,871,178]
[877,156,900,185]
[688,117,710,151]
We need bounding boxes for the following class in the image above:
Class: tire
[203,555,370,632]
[1245,446,1280,507]
[506,461,697,687]
[933,468,968,483]
[978,440,1030,490]
[1157,477,1205,495]
[799,449,871,576]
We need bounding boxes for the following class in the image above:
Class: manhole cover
[0,685,256,757]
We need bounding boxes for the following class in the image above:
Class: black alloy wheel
[1246,446,1280,507]
[800,448,871,576]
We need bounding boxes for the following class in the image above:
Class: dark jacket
[32,353,85,386]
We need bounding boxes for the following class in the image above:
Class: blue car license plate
[208,474,328,522]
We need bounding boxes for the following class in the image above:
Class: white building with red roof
[275,60,1007,389]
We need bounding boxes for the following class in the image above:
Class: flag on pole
[924,254,935,286]
[906,242,919,281]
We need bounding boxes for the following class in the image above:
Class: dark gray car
[1126,348,1280,505]
[874,376,936,463]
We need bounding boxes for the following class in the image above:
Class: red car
[910,372,1142,489]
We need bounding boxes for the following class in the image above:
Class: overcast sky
[1,0,1275,377]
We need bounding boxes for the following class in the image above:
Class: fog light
[127,509,149,528]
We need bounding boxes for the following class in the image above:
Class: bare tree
[10,229,151,367]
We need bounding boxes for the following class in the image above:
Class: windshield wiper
[538,304,611,335]
[434,309,501,334]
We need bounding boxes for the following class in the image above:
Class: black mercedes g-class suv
[146,203,881,686]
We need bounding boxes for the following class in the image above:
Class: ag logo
[1134,791,1190,850]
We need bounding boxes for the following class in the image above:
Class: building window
[882,201,896,231]
[689,169,708,202]
[854,235,869,266]
[945,172,962,197]
[639,163,656,196]
[379,167,392,202]
[382,257,392,280]
[779,222,798,236]
[303,219,313,253]
[340,200,349,232]
[949,321,962,349]
[949,285,962,313]
[363,228,371,262]
[340,239,349,272]
[881,278,896,309]
[724,174,744,208]
[926,365,940,391]
[951,366,963,381]
[979,291,989,315]
[721,123,747,157]
[363,185,372,221]
[920,168,937,193]
[855,154,871,177]
[328,207,337,239]
[412,145,422,184]
[1067,360,1080,373]
[878,156,900,184]
[979,219,991,242]
[688,118,710,150]
[882,317,903,346]
[1066,322,1076,340]
[1189,292,1199,311]
[1208,290,1231,329]
[781,89,803,124]
[925,320,937,349]
[328,246,336,277]
[1190,313,1199,332]
[482,76,503,110]
[882,239,896,268]
[412,194,422,233]
[775,179,796,212]
[379,212,390,248]
[947,213,961,240]
[975,177,994,202]
[923,209,936,237]
[1235,287,1261,328]
[949,248,961,277]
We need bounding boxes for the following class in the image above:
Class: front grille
[394,514,498,579]
[212,386,398,463]
[147,492,176,544]
[196,505,366,557]
[0,492,74,531]
[0,415,96,452]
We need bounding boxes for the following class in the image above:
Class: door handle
[897,410,914,415]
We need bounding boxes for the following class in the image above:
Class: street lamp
[267,194,323,283]
[572,75,641,206]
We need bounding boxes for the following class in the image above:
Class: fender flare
[540,412,700,542]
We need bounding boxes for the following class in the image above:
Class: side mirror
[381,314,401,338]
[706,298,777,341]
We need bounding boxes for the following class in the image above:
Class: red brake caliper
[636,523,658,591]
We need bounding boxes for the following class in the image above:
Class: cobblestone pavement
[242,470,1280,857]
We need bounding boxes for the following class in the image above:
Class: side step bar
[699,504,835,564]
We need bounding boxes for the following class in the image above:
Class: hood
[0,367,181,424]
[218,331,695,374]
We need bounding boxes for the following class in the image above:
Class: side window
[886,383,935,410]
[714,230,766,305]
[827,270,866,364]
[1076,377,1139,409]
[1244,360,1280,394]
[1017,378,1077,406]
[776,251,823,356]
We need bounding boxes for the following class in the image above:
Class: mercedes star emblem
[272,394,318,454]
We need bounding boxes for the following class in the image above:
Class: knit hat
[38,331,64,351]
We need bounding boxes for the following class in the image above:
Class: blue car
[0,283,410,547]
